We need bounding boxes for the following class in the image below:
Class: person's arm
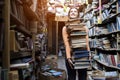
[62,26,71,59]
[85,26,90,51]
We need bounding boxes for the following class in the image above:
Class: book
[110,55,116,66]
[74,63,91,69]
[117,17,120,30]
[70,31,87,36]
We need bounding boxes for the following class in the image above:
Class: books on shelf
[92,70,118,80]
[97,53,117,67]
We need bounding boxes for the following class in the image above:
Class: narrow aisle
[57,56,93,80]
[57,56,66,71]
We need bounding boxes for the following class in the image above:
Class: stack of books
[72,51,91,69]
[69,24,91,69]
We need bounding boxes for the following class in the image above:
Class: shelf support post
[3,0,10,70]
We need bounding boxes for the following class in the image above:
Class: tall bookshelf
[1,0,40,80]
[83,0,120,79]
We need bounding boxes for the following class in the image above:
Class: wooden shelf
[89,13,120,28]
[89,30,120,39]
[102,13,120,25]
[82,8,93,18]
[22,4,39,21]
[96,47,117,52]
[94,59,120,71]
[10,12,24,26]
[13,26,32,37]
[92,65,99,70]
[10,51,32,60]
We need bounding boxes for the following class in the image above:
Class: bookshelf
[1,0,41,80]
[83,0,120,79]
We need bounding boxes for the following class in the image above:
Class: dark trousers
[65,59,87,80]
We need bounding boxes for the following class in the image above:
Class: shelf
[89,35,96,38]
[22,4,39,21]
[92,65,99,70]
[89,24,103,29]
[89,13,120,28]
[10,63,30,69]
[94,59,120,71]
[10,12,24,26]
[10,51,32,60]
[89,31,120,39]
[102,13,120,25]
[97,48,117,51]
[90,47,118,53]
[10,13,32,37]
[10,25,32,37]
[109,0,117,7]
[82,8,93,18]
[96,31,119,38]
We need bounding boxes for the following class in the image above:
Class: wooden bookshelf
[94,59,120,71]
[95,47,117,52]
[0,0,42,79]
[84,0,120,78]
[10,51,32,60]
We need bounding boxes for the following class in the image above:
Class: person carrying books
[62,6,90,80]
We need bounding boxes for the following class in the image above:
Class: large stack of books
[69,24,91,69]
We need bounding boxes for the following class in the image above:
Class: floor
[57,56,92,80]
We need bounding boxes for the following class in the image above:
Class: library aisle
[0,0,120,80]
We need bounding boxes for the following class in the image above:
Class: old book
[10,30,20,52]
[74,63,91,69]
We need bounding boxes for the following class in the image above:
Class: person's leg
[65,59,76,80]
[78,69,87,80]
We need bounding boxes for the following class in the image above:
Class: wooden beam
[3,0,10,71]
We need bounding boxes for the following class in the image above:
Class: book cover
[110,55,116,66]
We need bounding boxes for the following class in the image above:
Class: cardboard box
[9,70,19,80]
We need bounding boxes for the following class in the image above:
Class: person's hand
[67,58,74,69]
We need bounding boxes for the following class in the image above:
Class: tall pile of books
[69,24,91,69]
